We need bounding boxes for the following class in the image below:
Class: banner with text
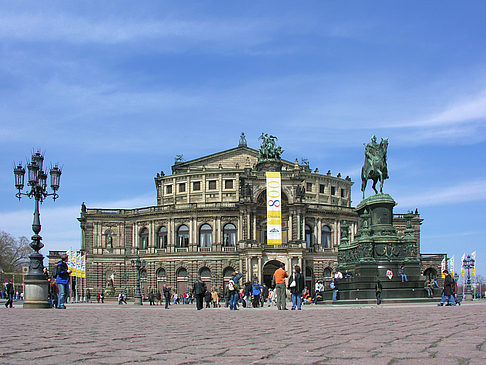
[266,172,282,245]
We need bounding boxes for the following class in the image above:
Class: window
[193,181,201,191]
[323,267,332,278]
[177,225,189,248]
[223,267,235,277]
[139,228,149,249]
[157,268,167,280]
[223,223,237,246]
[177,268,188,278]
[305,224,313,248]
[331,186,336,196]
[306,182,313,192]
[166,185,172,194]
[319,184,325,194]
[157,226,168,249]
[341,188,345,198]
[225,179,233,189]
[179,183,186,192]
[208,180,217,190]
[200,267,211,278]
[322,226,331,248]
[199,224,212,248]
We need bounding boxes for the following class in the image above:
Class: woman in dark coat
[288,265,305,310]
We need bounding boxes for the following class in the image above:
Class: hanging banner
[441,257,446,278]
[66,249,73,273]
[266,172,282,245]
[472,251,476,276]
[461,253,465,277]
[450,256,454,277]
[81,253,86,279]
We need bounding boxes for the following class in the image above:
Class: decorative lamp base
[23,279,50,309]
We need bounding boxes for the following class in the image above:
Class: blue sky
[1,1,485,278]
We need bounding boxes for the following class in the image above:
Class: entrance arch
[263,260,284,288]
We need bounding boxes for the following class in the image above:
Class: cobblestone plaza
[1,302,485,364]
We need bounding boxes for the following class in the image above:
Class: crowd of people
[5,256,467,309]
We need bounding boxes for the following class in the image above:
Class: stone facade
[49,141,441,297]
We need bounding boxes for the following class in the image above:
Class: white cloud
[389,90,486,129]
[396,179,486,209]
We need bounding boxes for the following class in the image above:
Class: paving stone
[1,301,485,363]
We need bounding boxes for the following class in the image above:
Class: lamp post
[131,256,145,305]
[463,255,475,301]
[14,151,62,308]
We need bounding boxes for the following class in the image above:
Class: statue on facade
[238,132,247,147]
[361,136,389,199]
[258,133,283,161]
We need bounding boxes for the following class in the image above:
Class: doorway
[263,260,284,288]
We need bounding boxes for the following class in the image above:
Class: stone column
[258,256,262,283]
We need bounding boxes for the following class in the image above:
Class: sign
[266,172,282,245]
[441,257,446,278]
[450,256,454,276]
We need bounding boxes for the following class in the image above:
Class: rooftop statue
[258,133,283,161]
[361,135,389,199]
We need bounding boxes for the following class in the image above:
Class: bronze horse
[361,138,388,199]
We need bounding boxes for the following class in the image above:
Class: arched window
[156,268,167,280]
[104,229,113,248]
[323,267,332,278]
[200,267,211,278]
[322,226,331,249]
[223,267,235,278]
[157,226,168,249]
[199,224,212,248]
[223,223,237,247]
[139,228,149,249]
[305,225,313,248]
[177,225,189,248]
[177,268,188,278]
[305,267,313,277]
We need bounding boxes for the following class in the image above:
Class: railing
[222,246,236,252]
[87,201,239,215]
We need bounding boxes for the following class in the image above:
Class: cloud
[0,11,280,49]
[395,179,486,209]
[387,90,486,129]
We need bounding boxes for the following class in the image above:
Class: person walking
[438,270,456,306]
[148,291,155,305]
[228,271,243,310]
[55,253,72,309]
[4,280,14,308]
[156,290,162,306]
[273,263,288,310]
[163,284,171,309]
[375,279,383,305]
[192,277,207,310]
[211,288,219,308]
[204,289,212,308]
[331,279,338,301]
[252,279,262,308]
[288,265,305,310]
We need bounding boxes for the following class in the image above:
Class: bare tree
[0,231,30,273]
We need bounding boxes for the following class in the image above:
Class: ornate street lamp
[463,255,475,301]
[14,151,62,308]
[131,256,146,305]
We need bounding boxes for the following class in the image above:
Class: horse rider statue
[361,136,389,199]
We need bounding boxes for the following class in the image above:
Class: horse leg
[372,178,378,195]
[378,171,383,194]
[361,179,367,199]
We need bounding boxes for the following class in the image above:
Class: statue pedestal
[335,194,425,302]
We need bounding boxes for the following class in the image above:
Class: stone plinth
[336,193,424,301]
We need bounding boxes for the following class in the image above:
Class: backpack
[228,280,235,291]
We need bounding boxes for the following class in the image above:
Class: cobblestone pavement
[1,301,485,364]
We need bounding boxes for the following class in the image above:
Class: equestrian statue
[361,135,389,199]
